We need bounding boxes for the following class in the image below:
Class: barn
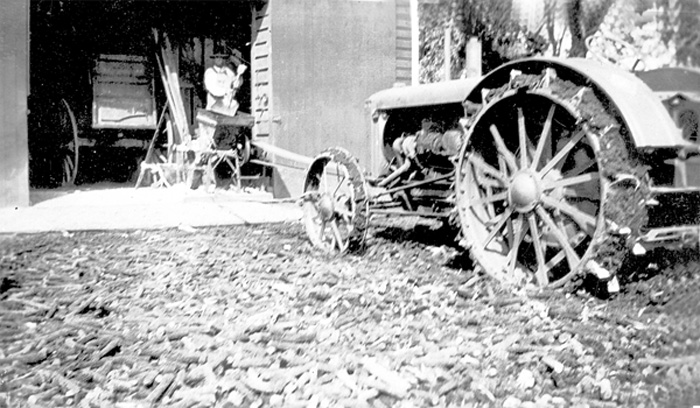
[0,0,415,208]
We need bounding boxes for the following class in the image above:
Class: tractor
[300,54,700,292]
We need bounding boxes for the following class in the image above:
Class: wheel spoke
[333,163,349,196]
[544,251,565,271]
[531,104,556,171]
[527,214,549,286]
[536,207,581,270]
[483,185,497,219]
[489,125,518,172]
[330,219,347,252]
[566,158,597,178]
[545,231,587,270]
[322,169,330,193]
[332,175,347,196]
[467,153,509,185]
[470,191,508,208]
[482,208,514,251]
[538,128,587,177]
[474,178,503,189]
[498,155,509,177]
[467,154,505,218]
[543,172,600,191]
[485,208,511,226]
[319,219,329,244]
[517,108,529,168]
[540,195,597,236]
[506,215,528,276]
[562,188,600,201]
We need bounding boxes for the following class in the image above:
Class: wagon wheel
[60,99,80,186]
[302,147,369,253]
[456,71,648,288]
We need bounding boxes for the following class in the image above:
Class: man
[203,49,246,112]
[198,48,249,189]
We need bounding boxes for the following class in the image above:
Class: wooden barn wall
[0,1,30,208]
[395,0,412,85]
[268,0,400,170]
[251,1,272,139]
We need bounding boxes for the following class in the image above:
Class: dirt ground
[1,219,699,408]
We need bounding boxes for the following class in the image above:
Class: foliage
[419,0,548,83]
[587,0,700,69]
[420,0,700,77]
[588,1,675,69]
[658,0,700,66]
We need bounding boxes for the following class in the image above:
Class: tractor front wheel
[302,147,370,253]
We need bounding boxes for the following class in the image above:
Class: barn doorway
[28,0,254,188]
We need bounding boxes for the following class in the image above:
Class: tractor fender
[464,57,689,149]
[635,66,700,99]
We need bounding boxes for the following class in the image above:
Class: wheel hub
[509,172,541,212]
[317,194,335,221]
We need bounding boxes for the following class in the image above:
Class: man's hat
[210,43,230,58]
[210,44,247,65]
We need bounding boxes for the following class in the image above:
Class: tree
[419,0,548,83]
[659,0,700,66]
[564,0,616,57]
[584,0,699,69]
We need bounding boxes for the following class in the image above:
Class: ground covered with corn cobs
[1,219,699,407]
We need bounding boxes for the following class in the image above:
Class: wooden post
[465,37,482,78]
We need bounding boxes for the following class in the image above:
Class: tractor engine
[391,128,463,172]
[373,125,463,215]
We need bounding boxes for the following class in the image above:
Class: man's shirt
[204,65,236,109]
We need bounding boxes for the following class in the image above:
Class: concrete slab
[0,183,303,234]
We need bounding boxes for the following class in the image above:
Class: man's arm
[232,65,247,91]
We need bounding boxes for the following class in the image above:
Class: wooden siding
[251,1,272,139]
[269,0,399,170]
[395,0,413,85]
[0,1,29,207]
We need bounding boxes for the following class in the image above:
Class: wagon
[50,54,159,186]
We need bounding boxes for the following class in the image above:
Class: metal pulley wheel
[302,147,369,253]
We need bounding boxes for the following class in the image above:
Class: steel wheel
[302,147,369,253]
[457,71,647,288]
